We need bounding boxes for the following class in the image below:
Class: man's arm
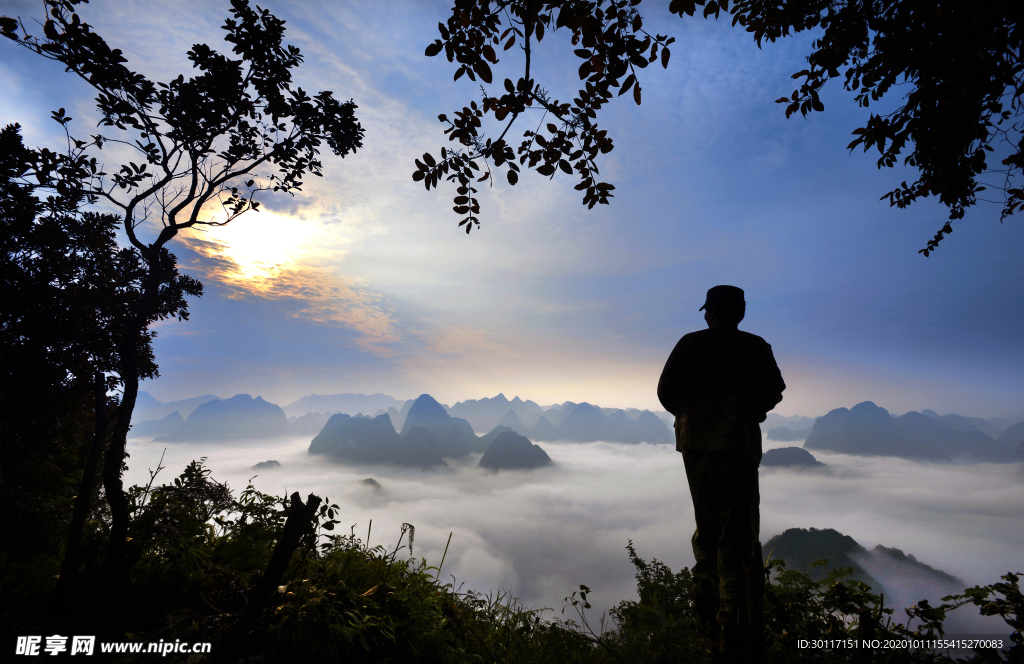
[658,335,692,417]
[755,343,786,421]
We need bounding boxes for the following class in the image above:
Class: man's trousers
[682,449,761,629]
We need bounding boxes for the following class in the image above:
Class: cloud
[123,434,1024,633]
[178,230,400,356]
[411,326,510,357]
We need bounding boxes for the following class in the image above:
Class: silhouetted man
[657,285,785,661]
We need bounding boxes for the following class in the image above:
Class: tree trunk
[227,492,322,645]
[99,348,136,578]
[54,372,109,600]
[100,252,161,579]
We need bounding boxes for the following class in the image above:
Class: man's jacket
[658,328,785,456]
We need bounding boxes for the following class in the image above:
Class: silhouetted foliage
[415,0,675,232]
[420,0,1022,254]
[1,0,363,581]
[0,122,197,613]
[667,0,1024,256]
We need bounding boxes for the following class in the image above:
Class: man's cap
[699,285,745,311]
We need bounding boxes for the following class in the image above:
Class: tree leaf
[425,41,443,57]
[507,170,518,185]
[633,83,641,105]
[474,60,493,84]
[619,74,636,96]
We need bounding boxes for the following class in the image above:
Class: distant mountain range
[131,391,675,445]
[134,392,222,421]
[132,394,290,441]
[765,527,964,611]
[763,413,816,432]
[449,393,546,431]
[524,402,673,444]
[309,395,553,470]
[309,410,447,468]
[997,420,1024,448]
[281,393,405,419]
[130,392,1024,464]
[804,401,1019,462]
[766,426,814,442]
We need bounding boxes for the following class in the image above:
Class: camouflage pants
[682,449,760,628]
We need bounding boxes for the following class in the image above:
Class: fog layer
[125,435,1023,631]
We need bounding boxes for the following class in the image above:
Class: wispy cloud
[178,228,400,356]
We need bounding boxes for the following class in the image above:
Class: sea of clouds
[124,434,1023,636]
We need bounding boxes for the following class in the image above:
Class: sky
[2,0,1022,418]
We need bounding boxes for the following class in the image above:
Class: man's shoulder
[674,328,715,349]
[735,329,772,348]
[687,328,772,345]
[673,328,774,352]
[680,329,711,342]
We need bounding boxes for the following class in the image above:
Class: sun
[189,211,319,286]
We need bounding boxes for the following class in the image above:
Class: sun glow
[177,211,401,355]
[187,211,321,286]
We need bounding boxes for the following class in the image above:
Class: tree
[0,0,364,579]
[0,122,197,600]
[417,0,1022,255]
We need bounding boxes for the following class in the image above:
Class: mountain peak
[479,431,553,471]
[850,401,887,415]
[408,394,448,420]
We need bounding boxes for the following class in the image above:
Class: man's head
[699,285,745,328]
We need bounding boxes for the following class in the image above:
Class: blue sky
[3,0,1022,416]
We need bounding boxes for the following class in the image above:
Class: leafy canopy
[1,0,364,254]
[414,0,674,233]
[419,0,1022,255]
[0,0,365,583]
[668,0,1023,256]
